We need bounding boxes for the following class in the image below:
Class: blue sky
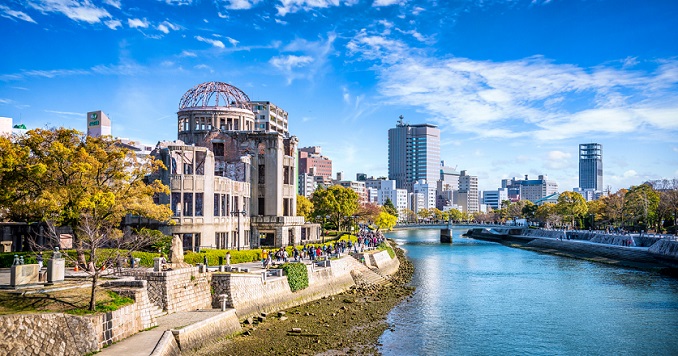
[1,0,677,193]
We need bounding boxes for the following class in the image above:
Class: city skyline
[1,0,677,192]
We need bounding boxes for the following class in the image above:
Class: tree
[383,198,398,218]
[402,208,416,223]
[535,203,560,228]
[374,211,397,231]
[357,202,381,224]
[601,189,628,228]
[310,185,360,232]
[296,194,313,219]
[521,201,537,220]
[447,208,463,222]
[417,208,431,221]
[586,199,605,229]
[430,208,444,222]
[556,191,588,228]
[624,184,660,230]
[0,128,172,311]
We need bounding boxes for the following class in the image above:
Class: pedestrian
[36,252,43,269]
[225,251,231,266]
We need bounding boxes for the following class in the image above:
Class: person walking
[225,251,231,266]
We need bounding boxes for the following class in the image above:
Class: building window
[195,193,203,217]
[183,162,193,175]
[171,192,181,216]
[258,197,265,215]
[258,165,265,184]
[214,194,220,216]
[213,143,224,157]
[183,192,193,216]
[225,194,230,215]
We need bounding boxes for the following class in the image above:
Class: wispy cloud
[29,0,111,24]
[105,19,121,29]
[45,109,82,117]
[269,33,336,84]
[276,0,358,17]
[162,0,194,5]
[157,20,179,34]
[128,18,150,28]
[226,36,239,46]
[195,35,225,48]
[373,0,401,7]
[103,0,121,9]
[180,50,197,57]
[347,31,678,141]
[0,4,37,23]
[218,0,261,10]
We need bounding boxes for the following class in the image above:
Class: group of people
[258,231,386,269]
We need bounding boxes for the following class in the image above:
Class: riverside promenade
[0,246,397,356]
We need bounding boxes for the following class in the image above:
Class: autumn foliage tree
[0,128,172,310]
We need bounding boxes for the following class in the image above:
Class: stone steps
[344,254,390,287]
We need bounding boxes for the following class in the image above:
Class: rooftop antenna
[397,115,404,127]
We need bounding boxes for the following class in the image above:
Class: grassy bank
[187,241,415,356]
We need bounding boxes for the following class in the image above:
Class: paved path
[98,309,224,356]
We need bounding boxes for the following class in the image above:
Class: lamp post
[231,203,247,251]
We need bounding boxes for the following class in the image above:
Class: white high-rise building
[413,179,436,210]
[388,116,440,192]
[377,180,408,219]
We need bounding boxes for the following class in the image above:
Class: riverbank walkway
[0,250,376,355]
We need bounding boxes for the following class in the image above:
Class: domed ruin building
[151,81,319,251]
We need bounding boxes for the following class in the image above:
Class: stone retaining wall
[526,238,657,263]
[126,267,212,313]
[648,239,678,260]
[0,314,98,356]
[150,331,180,356]
[0,295,152,356]
[212,256,372,320]
[171,310,241,352]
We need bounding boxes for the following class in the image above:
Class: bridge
[394,222,508,229]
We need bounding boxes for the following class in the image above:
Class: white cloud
[105,19,121,29]
[44,109,82,116]
[276,0,357,16]
[194,64,214,73]
[157,21,178,34]
[163,0,193,5]
[156,21,179,34]
[226,36,239,46]
[128,18,149,28]
[195,36,225,48]
[347,31,678,141]
[29,0,111,24]
[220,0,261,10]
[180,50,197,57]
[0,5,37,23]
[103,0,121,9]
[270,33,335,84]
[545,150,571,169]
[373,0,401,7]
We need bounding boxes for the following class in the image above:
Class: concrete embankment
[465,228,678,271]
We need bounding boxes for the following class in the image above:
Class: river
[379,227,678,356]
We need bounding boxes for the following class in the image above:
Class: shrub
[377,241,395,259]
[184,249,262,266]
[281,262,309,292]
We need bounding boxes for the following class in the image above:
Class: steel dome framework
[178,81,251,110]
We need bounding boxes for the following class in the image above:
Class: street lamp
[231,203,247,251]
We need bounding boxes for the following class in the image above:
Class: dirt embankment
[188,242,414,356]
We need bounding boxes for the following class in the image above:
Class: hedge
[184,249,262,266]
[281,262,309,292]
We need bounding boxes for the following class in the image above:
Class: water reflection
[381,228,678,356]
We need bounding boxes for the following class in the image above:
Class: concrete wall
[171,309,241,352]
[648,239,678,260]
[212,256,374,320]
[127,267,212,313]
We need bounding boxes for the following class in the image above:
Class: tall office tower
[579,143,603,191]
[388,116,441,191]
[86,110,112,137]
